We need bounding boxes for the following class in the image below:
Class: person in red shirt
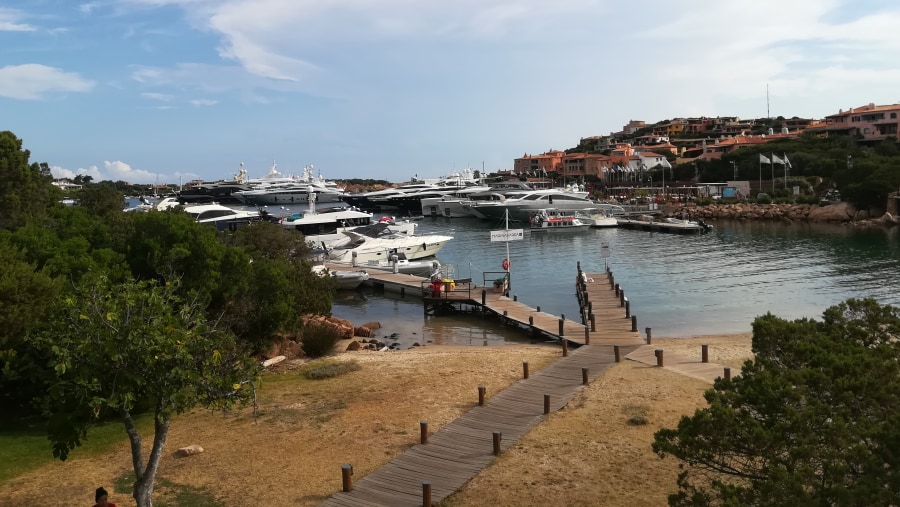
[93,487,117,507]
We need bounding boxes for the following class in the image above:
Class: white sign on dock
[490,229,524,242]
[600,242,610,258]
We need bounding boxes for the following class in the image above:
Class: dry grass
[0,335,754,507]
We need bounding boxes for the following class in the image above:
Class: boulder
[262,355,285,368]
[362,321,382,330]
[175,444,204,458]
[346,340,361,351]
[808,202,855,222]
[354,326,373,337]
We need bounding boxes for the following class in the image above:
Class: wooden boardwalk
[318,263,746,505]
[319,342,642,507]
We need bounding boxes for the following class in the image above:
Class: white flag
[771,154,785,165]
[783,154,792,168]
[759,154,771,164]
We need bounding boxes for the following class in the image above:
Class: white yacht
[472,187,594,222]
[233,164,346,205]
[325,223,453,263]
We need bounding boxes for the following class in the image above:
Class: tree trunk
[127,408,171,507]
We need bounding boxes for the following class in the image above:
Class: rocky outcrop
[665,202,878,223]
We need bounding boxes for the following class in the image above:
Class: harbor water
[332,216,900,344]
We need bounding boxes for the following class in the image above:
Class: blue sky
[3,0,900,184]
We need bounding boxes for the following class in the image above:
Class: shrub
[755,193,772,204]
[300,321,344,358]
[302,360,361,380]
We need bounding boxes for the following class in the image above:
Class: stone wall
[665,202,897,226]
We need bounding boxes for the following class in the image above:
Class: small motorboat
[312,265,369,290]
[529,209,591,232]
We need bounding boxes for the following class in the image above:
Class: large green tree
[32,276,259,507]
[653,298,900,506]
[0,131,60,230]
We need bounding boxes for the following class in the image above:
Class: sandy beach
[0,333,753,506]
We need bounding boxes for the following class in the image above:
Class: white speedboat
[326,223,453,263]
[330,253,442,277]
[181,203,268,231]
[312,265,369,290]
[584,204,624,228]
[472,187,594,222]
[528,209,592,232]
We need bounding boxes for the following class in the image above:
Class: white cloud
[141,92,174,101]
[0,64,95,100]
[190,98,217,106]
[52,161,199,185]
[0,7,36,32]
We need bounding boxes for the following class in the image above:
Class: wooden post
[537,305,541,312]
[422,482,432,507]
[646,327,652,344]
[655,349,664,367]
[543,394,550,415]
[400,287,405,298]
[562,339,568,357]
[493,432,502,456]
[341,464,353,492]
[478,385,486,406]
[724,367,731,380]
[610,274,614,288]
[503,310,508,318]
[589,312,595,332]
[614,283,620,296]
[702,344,709,363]
[420,421,428,444]
[631,315,638,332]
[582,367,589,385]
[625,300,631,318]
[481,289,486,306]
[614,345,620,362]
[620,290,625,307]
[558,318,564,337]
[523,361,529,379]
[587,301,592,314]
[528,315,534,327]
[584,326,590,345]
[577,261,581,271]
[513,294,518,301]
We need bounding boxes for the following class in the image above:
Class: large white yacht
[472,186,594,222]
[233,163,346,205]
[325,223,453,263]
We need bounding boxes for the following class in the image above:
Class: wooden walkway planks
[319,343,641,507]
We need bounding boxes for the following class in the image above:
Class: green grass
[0,414,153,485]
[300,359,361,380]
[114,474,224,507]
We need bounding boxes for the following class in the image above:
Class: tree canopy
[33,276,260,506]
[653,298,900,506]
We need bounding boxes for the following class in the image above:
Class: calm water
[332,216,900,343]
[136,199,900,345]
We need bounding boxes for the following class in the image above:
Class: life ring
[501,258,510,270]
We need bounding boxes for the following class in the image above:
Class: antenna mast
[766,83,770,119]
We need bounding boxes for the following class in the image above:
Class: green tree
[652,298,900,506]
[78,182,125,217]
[0,131,60,230]
[32,276,260,507]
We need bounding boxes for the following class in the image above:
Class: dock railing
[482,271,510,295]
[421,277,476,300]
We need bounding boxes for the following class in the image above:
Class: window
[892,113,897,119]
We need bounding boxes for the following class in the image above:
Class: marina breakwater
[665,201,899,226]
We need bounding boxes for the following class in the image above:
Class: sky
[3,0,900,185]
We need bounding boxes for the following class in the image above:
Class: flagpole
[784,153,788,190]
[770,153,775,192]
[758,155,762,196]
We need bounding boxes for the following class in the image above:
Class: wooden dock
[318,262,742,506]
[319,342,642,507]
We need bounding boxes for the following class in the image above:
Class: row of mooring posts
[337,355,598,503]
[575,261,645,341]
[652,346,733,380]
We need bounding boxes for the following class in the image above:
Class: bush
[302,359,361,380]
[300,321,344,358]
[755,193,772,204]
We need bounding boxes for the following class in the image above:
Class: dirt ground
[0,334,753,507]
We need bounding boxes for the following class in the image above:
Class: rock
[262,355,286,368]
[354,326,373,337]
[175,444,204,458]
[884,212,899,225]
[856,209,870,220]
[346,340,361,351]
[362,321,382,330]
[808,202,855,222]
